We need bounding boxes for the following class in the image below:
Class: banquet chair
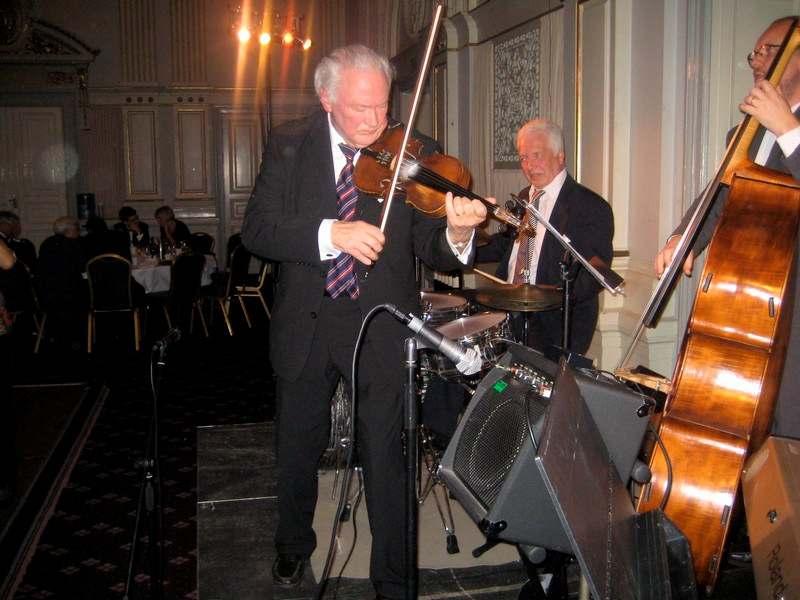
[156,253,208,337]
[232,259,272,326]
[86,253,142,353]
[190,232,215,255]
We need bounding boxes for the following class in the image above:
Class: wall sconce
[229,3,312,50]
[229,3,312,153]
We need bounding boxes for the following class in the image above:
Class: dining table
[131,254,217,294]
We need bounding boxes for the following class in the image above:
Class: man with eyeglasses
[654,16,800,438]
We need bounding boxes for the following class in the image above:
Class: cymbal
[474,284,562,312]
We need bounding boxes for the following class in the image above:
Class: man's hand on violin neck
[332,220,385,265]
[445,192,489,244]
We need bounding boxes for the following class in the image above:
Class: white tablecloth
[132,256,216,294]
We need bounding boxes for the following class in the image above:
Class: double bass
[624,21,800,594]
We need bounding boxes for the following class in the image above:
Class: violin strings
[399,158,478,200]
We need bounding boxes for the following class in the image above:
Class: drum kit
[415,286,564,553]
[325,284,562,552]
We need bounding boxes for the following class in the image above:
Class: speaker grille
[452,375,549,508]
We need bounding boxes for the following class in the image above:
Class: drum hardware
[475,284,561,347]
[425,311,512,382]
[474,285,562,313]
[418,424,460,554]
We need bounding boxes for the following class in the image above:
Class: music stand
[525,204,624,359]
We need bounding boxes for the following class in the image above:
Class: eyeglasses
[746,43,781,66]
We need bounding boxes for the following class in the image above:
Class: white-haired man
[243,44,487,599]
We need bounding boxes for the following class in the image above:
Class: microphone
[384,304,483,375]
[153,327,181,356]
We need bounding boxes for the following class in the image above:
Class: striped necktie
[325,144,360,299]
[512,193,540,284]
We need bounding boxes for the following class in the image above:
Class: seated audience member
[0,236,16,505]
[0,211,36,271]
[37,217,87,349]
[0,211,36,318]
[114,206,150,250]
[154,206,191,249]
[82,216,131,260]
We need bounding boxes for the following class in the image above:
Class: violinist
[241,44,486,599]
[654,16,800,439]
[475,119,614,355]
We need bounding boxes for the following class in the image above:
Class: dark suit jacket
[477,175,614,353]
[113,221,150,249]
[242,111,470,381]
[37,234,87,311]
[160,219,192,244]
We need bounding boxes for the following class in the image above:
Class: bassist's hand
[655,235,694,278]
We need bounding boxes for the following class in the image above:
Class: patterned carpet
[8,327,274,599]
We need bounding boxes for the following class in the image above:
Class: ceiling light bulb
[302,38,312,50]
[282,32,294,45]
[237,27,251,43]
[259,32,271,45]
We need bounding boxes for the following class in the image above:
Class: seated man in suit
[154,206,191,249]
[114,206,150,251]
[82,216,131,260]
[476,118,614,355]
[654,15,800,439]
[37,217,87,350]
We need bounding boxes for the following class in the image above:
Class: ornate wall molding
[122,107,160,199]
[493,22,539,167]
[120,0,158,85]
[170,0,207,85]
[0,15,98,65]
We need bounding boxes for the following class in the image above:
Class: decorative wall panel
[229,118,259,195]
[120,0,158,84]
[493,24,539,168]
[123,108,160,198]
[170,0,207,85]
[81,106,125,217]
[175,108,210,198]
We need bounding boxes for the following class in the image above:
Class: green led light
[493,380,508,393]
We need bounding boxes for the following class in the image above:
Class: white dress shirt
[506,168,568,284]
[754,102,800,165]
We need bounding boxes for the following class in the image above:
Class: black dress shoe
[272,554,305,586]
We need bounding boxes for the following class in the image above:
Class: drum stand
[418,425,460,554]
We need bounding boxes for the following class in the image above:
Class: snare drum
[420,291,469,325]
[424,311,512,382]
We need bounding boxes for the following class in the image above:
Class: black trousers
[274,295,407,598]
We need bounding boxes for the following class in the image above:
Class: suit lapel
[548,175,574,234]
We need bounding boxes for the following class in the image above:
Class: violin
[353,123,535,236]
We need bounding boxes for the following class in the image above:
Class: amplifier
[439,343,650,550]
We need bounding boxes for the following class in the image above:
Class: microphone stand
[403,337,419,600]
[526,204,625,365]
[559,252,576,352]
[123,343,169,600]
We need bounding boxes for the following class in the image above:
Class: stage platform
[197,422,528,600]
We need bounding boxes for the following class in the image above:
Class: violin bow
[377,0,446,233]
